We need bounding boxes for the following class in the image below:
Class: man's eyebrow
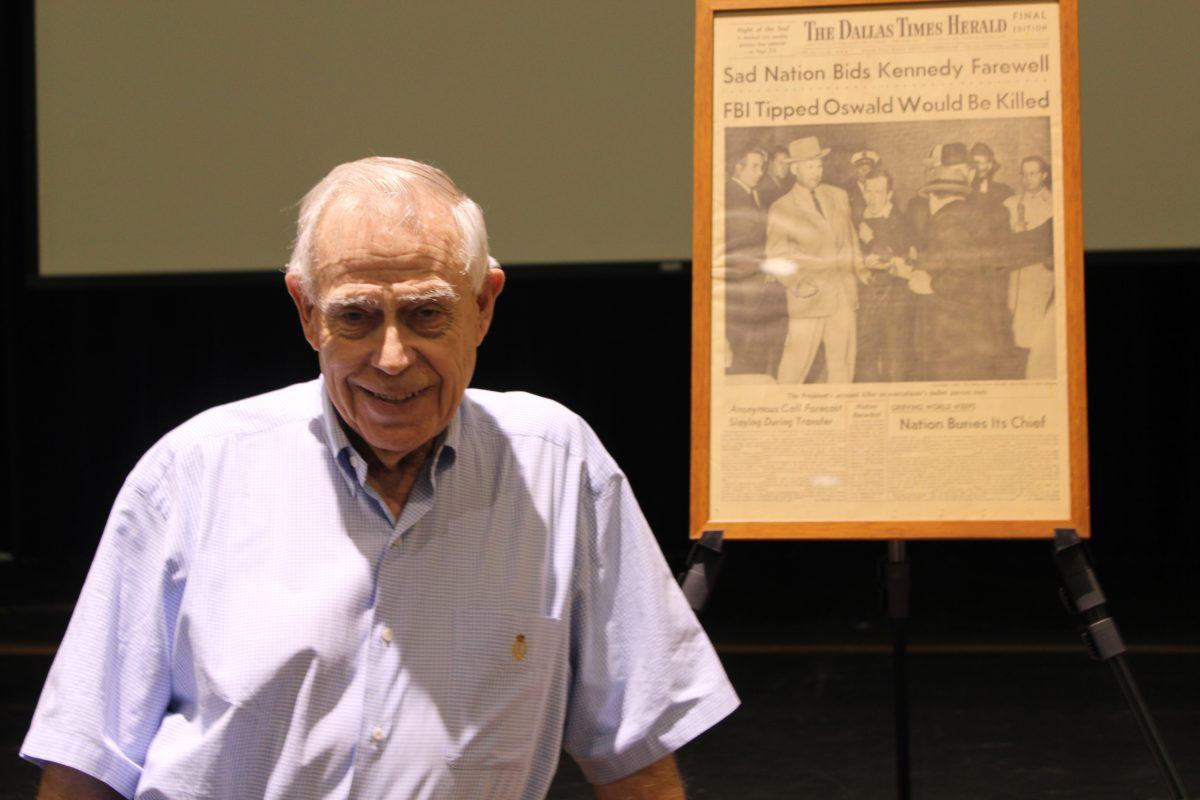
[318,286,461,313]
[397,286,461,305]
[319,295,382,314]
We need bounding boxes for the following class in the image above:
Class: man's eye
[336,308,373,326]
[411,305,450,331]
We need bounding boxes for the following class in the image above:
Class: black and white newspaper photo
[709,1,1072,525]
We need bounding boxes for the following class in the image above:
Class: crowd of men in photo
[723,135,1056,384]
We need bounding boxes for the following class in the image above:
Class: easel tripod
[681,531,1192,799]
[881,531,1190,800]
[1053,528,1190,799]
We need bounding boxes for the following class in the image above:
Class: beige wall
[35,1,1199,276]
[1078,0,1200,251]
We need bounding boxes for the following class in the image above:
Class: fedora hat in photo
[923,141,969,169]
[918,164,972,197]
[784,137,831,162]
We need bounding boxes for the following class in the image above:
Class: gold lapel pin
[512,633,528,662]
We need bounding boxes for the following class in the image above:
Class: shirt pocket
[444,610,564,770]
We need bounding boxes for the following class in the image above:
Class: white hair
[285,156,497,299]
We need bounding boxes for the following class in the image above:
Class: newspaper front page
[710,2,1070,524]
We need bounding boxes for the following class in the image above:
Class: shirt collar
[863,203,893,220]
[316,376,460,497]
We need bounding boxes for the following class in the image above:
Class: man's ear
[474,266,506,345]
[285,273,320,351]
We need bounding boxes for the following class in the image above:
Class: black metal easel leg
[1109,655,1189,798]
[678,530,725,613]
[886,539,912,800]
[1054,529,1190,800]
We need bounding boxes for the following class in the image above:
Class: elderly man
[765,136,863,384]
[22,158,738,800]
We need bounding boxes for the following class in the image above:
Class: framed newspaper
[692,0,1088,539]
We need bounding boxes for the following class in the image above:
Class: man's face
[286,198,504,468]
[862,175,892,215]
[1021,161,1048,193]
[973,154,994,178]
[735,152,765,188]
[791,158,824,190]
[855,161,874,182]
[768,153,789,181]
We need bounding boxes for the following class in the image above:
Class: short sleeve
[21,468,184,799]
[562,474,739,784]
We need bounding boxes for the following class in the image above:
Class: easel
[1053,528,1190,799]
[880,532,1190,800]
[681,532,1191,799]
[678,529,725,613]
[884,540,912,800]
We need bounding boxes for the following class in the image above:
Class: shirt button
[372,726,385,743]
[381,626,393,644]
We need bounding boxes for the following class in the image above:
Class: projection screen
[33,0,1200,278]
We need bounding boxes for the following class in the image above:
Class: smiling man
[22,158,738,800]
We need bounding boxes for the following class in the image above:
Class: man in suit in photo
[907,165,1006,381]
[967,141,1021,376]
[724,146,766,260]
[1003,155,1056,378]
[764,136,863,384]
[907,141,970,254]
[724,147,788,377]
[969,142,1014,205]
[756,146,794,211]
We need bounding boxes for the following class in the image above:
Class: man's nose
[373,324,412,375]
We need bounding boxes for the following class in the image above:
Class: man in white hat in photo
[764,136,864,384]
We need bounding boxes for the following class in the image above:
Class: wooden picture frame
[691,0,1088,539]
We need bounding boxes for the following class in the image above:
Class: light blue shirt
[22,379,738,799]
